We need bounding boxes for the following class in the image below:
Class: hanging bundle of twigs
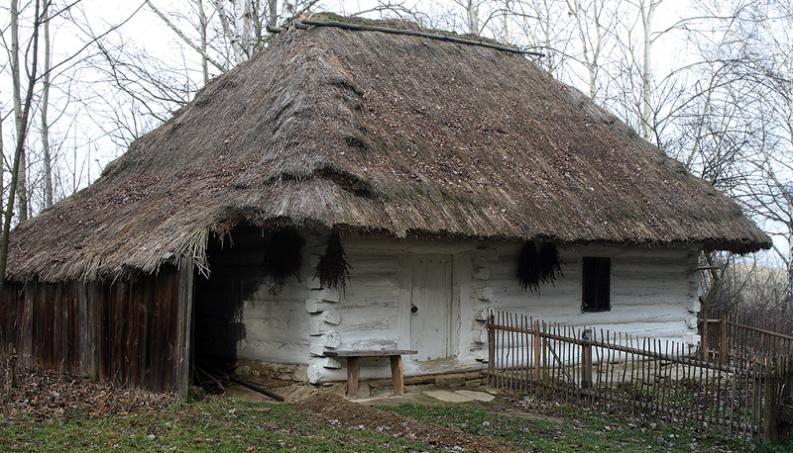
[517,242,541,291]
[315,231,352,291]
[538,243,563,284]
[517,242,563,292]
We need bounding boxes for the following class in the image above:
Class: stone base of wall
[233,360,487,400]
[346,370,487,399]
[235,360,309,382]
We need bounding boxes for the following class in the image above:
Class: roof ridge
[280,16,544,57]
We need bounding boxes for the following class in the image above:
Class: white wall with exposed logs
[231,235,700,384]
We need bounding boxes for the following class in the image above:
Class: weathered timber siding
[0,267,184,392]
[0,281,81,374]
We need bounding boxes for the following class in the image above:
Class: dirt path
[298,392,520,453]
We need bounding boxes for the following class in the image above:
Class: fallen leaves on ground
[0,363,173,420]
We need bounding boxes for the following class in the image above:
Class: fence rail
[487,311,793,442]
[701,315,793,368]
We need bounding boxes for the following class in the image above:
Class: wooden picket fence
[487,311,793,442]
[701,314,793,368]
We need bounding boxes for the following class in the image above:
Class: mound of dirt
[298,392,518,453]
[0,365,174,420]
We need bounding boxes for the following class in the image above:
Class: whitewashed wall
[235,280,313,364]
[230,234,701,383]
[197,229,319,365]
[476,244,700,342]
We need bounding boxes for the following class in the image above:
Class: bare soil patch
[298,391,520,452]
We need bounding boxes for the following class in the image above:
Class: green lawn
[0,398,433,452]
[382,403,771,453]
[2,395,792,452]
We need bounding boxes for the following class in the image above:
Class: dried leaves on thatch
[517,242,563,292]
[315,232,352,291]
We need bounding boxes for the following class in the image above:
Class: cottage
[0,17,770,393]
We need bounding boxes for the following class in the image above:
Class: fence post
[720,318,729,367]
[581,328,592,389]
[533,320,541,381]
[702,318,709,362]
[764,359,779,442]
[752,362,765,441]
[487,314,495,386]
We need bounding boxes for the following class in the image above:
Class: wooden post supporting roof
[175,260,194,397]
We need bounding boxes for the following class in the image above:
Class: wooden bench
[323,349,417,397]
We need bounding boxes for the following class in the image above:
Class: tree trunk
[42,4,53,208]
[640,0,659,140]
[466,0,479,35]
[237,0,252,56]
[0,0,42,295]
[502,0,509,43]
[788,230,793,306]
[17,151,27,222]
[267,0,277,28]
[10,0,28,222]
[196,0,210,84]
[213,0,246,63]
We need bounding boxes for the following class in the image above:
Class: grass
[2,395,792,452]
[381,402,760,452]
[0,398,433,452]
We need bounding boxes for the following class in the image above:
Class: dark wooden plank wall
[0,266,184,392]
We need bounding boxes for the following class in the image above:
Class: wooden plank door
[410,255,453,361]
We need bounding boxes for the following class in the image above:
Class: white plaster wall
[303,238,700,383]
[475,244,701,369]
[236,281,313,364]
[232,233,323,366]
[478,244,699,340]
[230,233,701,383]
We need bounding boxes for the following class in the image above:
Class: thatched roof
[7,18,770,282]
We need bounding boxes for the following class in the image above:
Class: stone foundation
[235,360,308,382]
[234,360,487,399]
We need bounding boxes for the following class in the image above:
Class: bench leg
[346,357,360,397]
[390,355,404,396]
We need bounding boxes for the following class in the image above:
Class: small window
[582,257,611,312]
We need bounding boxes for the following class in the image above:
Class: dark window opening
[582,257,611,312]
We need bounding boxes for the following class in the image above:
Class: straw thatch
[6,18,770,282]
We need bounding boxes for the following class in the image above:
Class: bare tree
[0,0,44,293]
[9,0,29,222]
[637,0,663,139]
[41,1,53,208]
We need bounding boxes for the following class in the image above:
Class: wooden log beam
[299,19,545,57]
